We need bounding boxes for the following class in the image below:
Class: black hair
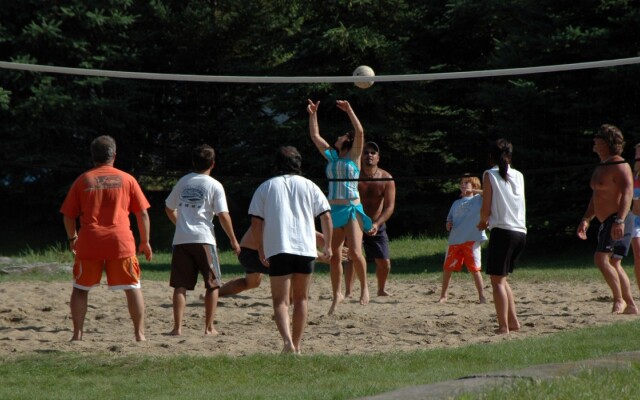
[489,139,513,180]
[192,144,215,171]
[274,146,302,175]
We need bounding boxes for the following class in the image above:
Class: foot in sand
[167,329,181,336]
[479,296,487,304]
[612,300,626,314]
[494,326,510,335]
[281,343,296,354]
[438,296,447,303]
[360,287,370,306]
[623,304,639,315]
[378,289,391,296]
[328,292,344,315]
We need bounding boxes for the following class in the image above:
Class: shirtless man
[577,124,638,315]
[345,142,396,296]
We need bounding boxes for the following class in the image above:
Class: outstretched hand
[307,99,319,115]
[336,100,351,112]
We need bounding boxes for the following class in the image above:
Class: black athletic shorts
[267,253,315,277]
[238,247,270,274]
[485,228,526,276]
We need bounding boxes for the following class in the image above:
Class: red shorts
[73,256,141,290]
[443,241,482,272]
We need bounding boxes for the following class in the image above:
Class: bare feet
[494,326,509,335]
[612,300,625,314]
[438,296,447,303]
[344,289,352,298]
[479,296,487,304]
[378,288,391,296]
[135,333,146,342]
[281,343,296,354]
[70,333,82,341]
[205,327,219,335]
[168,329,181,336]
[360,287,370,306]
[328,292,344,315]
[623,304,639,315]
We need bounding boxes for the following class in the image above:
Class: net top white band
[1,57,640,83]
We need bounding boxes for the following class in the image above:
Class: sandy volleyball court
[1,270,636,358]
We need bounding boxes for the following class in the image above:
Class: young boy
[165,144,241,336]
[439,175,487,304]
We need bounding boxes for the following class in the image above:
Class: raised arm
[336,100,364,167]
[307,99,331,159]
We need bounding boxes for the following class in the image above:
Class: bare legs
[438,270,453,303]
[594,252,638,314]
[70,287,88,341]
[271,273,311,354]
[204,287,219,335]
[170,286,220,336]
[219,273,263,297]
[472,271,487,303]
[375,258,391,296]
[125,288,146,341]
[490,275,519,335]
[70,287,146,342]
[169,287,187,336]
[439,270,486,303]
[329,220,369,315]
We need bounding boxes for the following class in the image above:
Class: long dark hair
[489,139,513,180]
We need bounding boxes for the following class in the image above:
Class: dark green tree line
[2,0,640,250]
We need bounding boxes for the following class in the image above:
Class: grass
[1,236,638,399]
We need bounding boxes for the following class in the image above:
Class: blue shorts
[330,201,373,231]
[363,224,390,261]
[596,214,633,259]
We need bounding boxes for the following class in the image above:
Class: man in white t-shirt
[165,144,241,336]
[248,146,332,354]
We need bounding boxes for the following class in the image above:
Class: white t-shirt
[485,166,527,233]
[165,172,229,245]
[248,174,330,259]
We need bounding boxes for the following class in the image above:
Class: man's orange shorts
[72,256,141,290]
[443,241,482,272]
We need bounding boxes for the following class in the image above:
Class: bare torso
[590,158,632,222]
[358,168,392,220]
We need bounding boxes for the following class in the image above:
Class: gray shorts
[363,224,390,261]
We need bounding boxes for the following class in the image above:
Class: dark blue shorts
[596,214,632,259]
[267,253,315,277]
[363,224,390,261]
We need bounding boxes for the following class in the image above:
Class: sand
[1,269,636,358]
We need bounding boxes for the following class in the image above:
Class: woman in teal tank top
[308,98,372,315]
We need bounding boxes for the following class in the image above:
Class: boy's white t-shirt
[165,172,229,245]
[248,174,330,259]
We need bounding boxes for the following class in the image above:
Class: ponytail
[489,139,513,181]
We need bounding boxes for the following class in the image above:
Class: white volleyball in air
[353,65,375,89]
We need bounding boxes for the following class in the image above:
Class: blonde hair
[460,176,481,190]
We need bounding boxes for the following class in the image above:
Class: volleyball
[353,65,375,89]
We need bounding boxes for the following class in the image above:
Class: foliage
[2,1,640,247]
